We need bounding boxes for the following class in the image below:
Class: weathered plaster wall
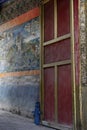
[0,1,40,118]
[0,75,40,117]
[80,0,87,130]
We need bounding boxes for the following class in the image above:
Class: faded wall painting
[0,75,40,115]
[0,17,40,72]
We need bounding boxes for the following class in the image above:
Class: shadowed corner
[0,0,11,12]
[0,3,2,12]
[0,0,9,4]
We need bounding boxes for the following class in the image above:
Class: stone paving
[0,110,55,130]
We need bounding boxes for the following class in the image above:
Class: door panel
[44,0,54,42]
[44,39,71,64]
[58,65,72,125]
[41,0,74,129]
[44,67,55,121]
[57,0,70,36]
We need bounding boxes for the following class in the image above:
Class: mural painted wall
[0,7,40,117]
[0,17,40,72]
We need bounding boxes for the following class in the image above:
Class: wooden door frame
[40,0,81,130]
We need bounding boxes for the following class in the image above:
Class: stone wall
[80,0,87,130]
[80,0,86,86]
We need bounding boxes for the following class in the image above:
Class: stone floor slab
[0,110,55,130]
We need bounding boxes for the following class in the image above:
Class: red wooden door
[41,0,76,129]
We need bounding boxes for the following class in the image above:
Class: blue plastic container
[33,102,41,125]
